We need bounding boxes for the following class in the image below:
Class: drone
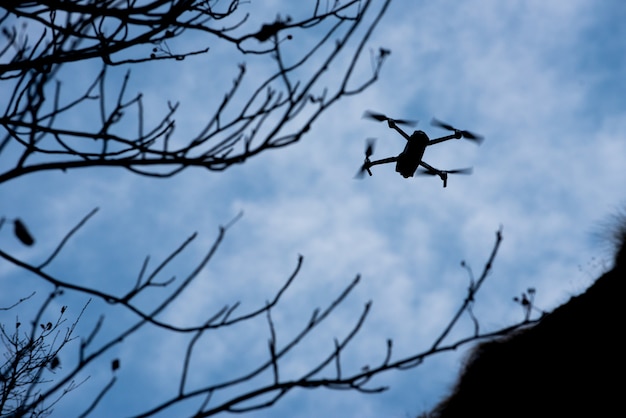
[356,111,484,187]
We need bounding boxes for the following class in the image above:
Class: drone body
[395,130,429,178]
[358,111,483,187]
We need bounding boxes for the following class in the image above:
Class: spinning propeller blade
[355,162,371,179]
[363,110,417,127]
[363,110,387,122]
[416,167,473,176]
[431,118,484,144]
[365,137,375,158]
[430,118,456,131]
[458,130,483,143]
[445,167,473,175]
[355,138,376,178]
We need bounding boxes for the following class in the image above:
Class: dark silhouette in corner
[420,213,625,418]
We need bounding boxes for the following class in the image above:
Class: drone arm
[359,156,397,177]
[387,120,411,141]
[419,160,439,173]
[419,161,448,187]
[427,132,462,145]
[369,156,398,167]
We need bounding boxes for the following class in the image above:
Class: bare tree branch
[1,0,392,184]
[1,1,537,417]
[2,200,533,417]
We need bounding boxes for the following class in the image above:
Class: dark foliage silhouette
[420,214,626,418]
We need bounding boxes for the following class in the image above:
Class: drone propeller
[416,167,473,176]
[365,137,375,158]
[363,110,417,127]
[431,118,484,144]
[417,167,473,187]
[355,138,376,178]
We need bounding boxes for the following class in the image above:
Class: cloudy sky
[2,0,625,417]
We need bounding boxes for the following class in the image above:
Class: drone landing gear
[432,170,450,188]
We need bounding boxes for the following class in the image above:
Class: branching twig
[0,0,390,184]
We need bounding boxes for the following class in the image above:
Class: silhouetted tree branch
[0,1,537,417]
[1,213,534,417]
[1,292,89,418]
[0,0,391,184]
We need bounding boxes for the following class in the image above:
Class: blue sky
[1,1,626,417]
